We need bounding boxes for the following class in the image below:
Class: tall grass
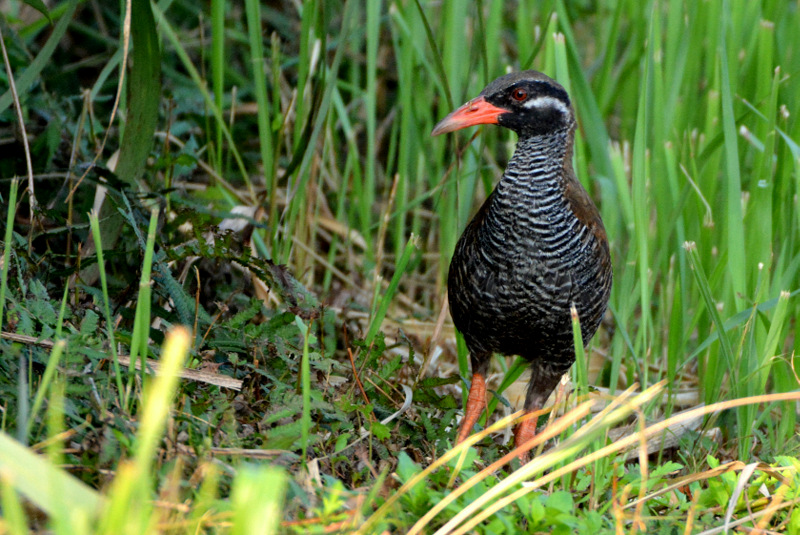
[268,0,800,451]
[2,0,800,532]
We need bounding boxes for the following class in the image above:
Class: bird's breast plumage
[447,133,611,364]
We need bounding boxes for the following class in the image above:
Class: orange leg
[513,412,538,463]
[456,373,487,444]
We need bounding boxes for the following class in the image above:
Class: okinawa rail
[432,71,612,461]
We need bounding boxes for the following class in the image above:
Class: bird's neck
[492,128,573,211]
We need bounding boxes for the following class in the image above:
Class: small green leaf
[23,0,51,22]
[371,420,390,440]
[529,497,545,523]
[80,310,99,336]
[334,433,351,453]
[546,490,574,513]
[650,461,683,479]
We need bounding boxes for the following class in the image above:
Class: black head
[432,70,574,138]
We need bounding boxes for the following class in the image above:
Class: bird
[431,70,612,461]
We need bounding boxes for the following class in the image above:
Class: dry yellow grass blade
[437,383,665,535]
[695,494,800,535]
[356,408,529,535]
[409,400,596,535]
[443,390,800,535]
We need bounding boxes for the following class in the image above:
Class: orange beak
[431,96,507,136]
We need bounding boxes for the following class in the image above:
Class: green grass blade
[361,0,381,262]
[88,211,124,405]
[0,178,19,334]
[25,340,65,441]
[684,242,736,398]
[0,431,102,522]
[230,466,287,535]
[364,235,419,348]
[210,0,225,171]
[718,1,747,310]
[1,477,30,535]
[244,0,275,203]
[296,315,313,462]
[571,306,588,403]
[99,327,190,534]
[115,0,161,186]
[128,207,159,404]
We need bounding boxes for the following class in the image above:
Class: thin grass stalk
[127,207,159,409]
[472,0,488,81]
[267,32,282,244]
[593,2,623,111]
[387,4,423,264]
[570,305,588,406]
[54,275,70,341]
[244,0,274,211]
[296,316,313,462]
[15,352,27,444]
[0,178,18,334]
[446,389,800,535]
[684,241,736,396]
[0,24,35,217]
[760,290,790,389]
[361,0,380,262]
[25,340,65,441]
[292,0,317,150]
[630,13,654,386]
[553,0,614,179]
[407,401,595,535]
[745,23,778,289]
[649,12,671,387]
[630,407,649,533]
[454,331,470,409]
[364,235,419,348]
[663,146,687,401]
[210,0,225,172]
[88,211,124,406]
[435,383,664,535]
[370,172,400,321]
[412,0,452,111]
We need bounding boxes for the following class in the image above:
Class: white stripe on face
[522,95,569,115]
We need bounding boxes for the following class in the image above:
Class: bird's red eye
[512,88,527,101]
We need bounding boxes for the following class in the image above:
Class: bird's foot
[513,413,539,463]
[456,373,487,444]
